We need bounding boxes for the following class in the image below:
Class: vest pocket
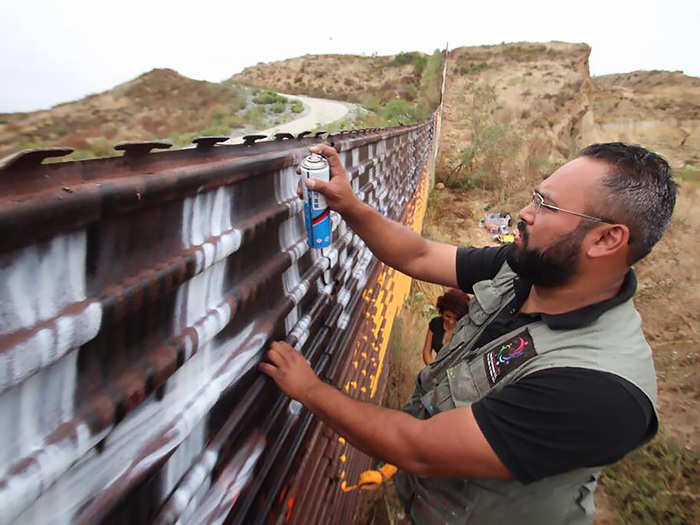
[445,361,479,408]
[407,474,475,524]
[467,297,491,326]
[421,379,455,415]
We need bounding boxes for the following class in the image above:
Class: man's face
[507,219,592,286]
[507,157,609,287]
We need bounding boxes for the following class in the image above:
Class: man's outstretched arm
[259,341,512,479]
[306,144,458,288]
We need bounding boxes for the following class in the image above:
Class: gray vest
[395,263,658,525]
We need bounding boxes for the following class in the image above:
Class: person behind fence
[259,142,676,524]
[422,289,470,366]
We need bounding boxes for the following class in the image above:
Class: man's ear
[586,224,630,258]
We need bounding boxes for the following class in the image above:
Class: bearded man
[259,142,677,524]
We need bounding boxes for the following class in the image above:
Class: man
[259,142,676,524]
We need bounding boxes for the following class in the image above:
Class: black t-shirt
[455,245,657,484]
[428,316,445,351]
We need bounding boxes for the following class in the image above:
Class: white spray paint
[154,448,218,525]
[274,165,299,205]
[278,212,309,336]
[351,148,360,168]
[160,417,207,504]
[174,184,243,340]
[185,432,265,525]
[2,423,107,525]
[0,349,81,477]
[337,312,351,330]
[0,230,107,523]
[13,317,266,524]
[0,301,101,394]
[0,232,87,334]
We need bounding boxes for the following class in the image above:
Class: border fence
[0,112,440,523]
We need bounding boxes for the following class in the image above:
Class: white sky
[1,0,698,112]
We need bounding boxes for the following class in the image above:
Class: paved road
[228,94,355,144]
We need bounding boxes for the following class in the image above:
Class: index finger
[309,144,343,172]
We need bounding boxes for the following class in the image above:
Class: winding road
[228,94,355,144]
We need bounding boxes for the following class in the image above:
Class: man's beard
[506,221,591,287]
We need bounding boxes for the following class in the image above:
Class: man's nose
[519,202,535,224]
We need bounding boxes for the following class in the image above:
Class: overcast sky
[1,0,698,113]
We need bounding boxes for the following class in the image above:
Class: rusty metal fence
[0,116,437,524]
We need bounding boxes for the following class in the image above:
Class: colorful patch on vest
[483,329,536,386]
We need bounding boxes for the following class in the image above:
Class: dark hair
[436,288,470,319]
[577,142,677,264]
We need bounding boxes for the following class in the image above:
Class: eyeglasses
[531,190,614,224]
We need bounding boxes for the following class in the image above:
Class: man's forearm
[301,379,425,472]
[344,200,429,276]
[261,341,512,480]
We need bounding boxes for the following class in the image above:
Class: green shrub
[404,84,418,101]
[89,138,114,157]
[66,149,96,161]
[231,92,247,112]
[253,91,288,105]
[199,124,230,136]
[271,101,285,113]
[362,97,382,113]
[380,99,420,125]
[388,51,428,76]
[290,99,304,113]
[445,84,521,189]
[228,115,245,128]
[243,105,266,128]
[170,132,198,148]
[417,50,443,111]
[53,121,70,137]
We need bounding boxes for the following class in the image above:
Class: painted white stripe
[11,319,266,524]
[0,301,102,393]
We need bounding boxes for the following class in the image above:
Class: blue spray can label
[302,153,332,248]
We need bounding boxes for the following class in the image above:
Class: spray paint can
[301,153,332,248]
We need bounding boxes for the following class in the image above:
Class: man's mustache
[517,221,528,243]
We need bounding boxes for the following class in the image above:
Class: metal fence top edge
[0,122,429,197]
[0,122,432,255]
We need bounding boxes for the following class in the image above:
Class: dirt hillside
[410,41,700,525]
[442,42,593,165]
[229,53,424,103]
[585,70,700,167]
[0,69,301,159]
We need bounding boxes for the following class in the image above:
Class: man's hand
[298,144,459,289]
[299,144,359,215]
[259,341,323,403]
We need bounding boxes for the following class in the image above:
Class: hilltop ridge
[0,68,300,159]
[229,52,427,103]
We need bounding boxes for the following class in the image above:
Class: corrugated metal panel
[0,119,435,524]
